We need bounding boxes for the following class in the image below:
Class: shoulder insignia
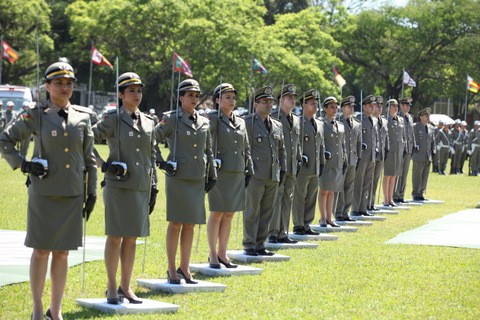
[71,104,94,114]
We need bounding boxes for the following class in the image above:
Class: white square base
[136,279,226,294]
[189,263,263,276]
[353,215,387,221]
[288,233,339,241]
[309,224,358,233]
[264,241,318,250]
[75,298,178,314]
[334,220,373,226]
[399,201,423,206]
[226,250,291,263]
[377,205,410,211]
[369,208,399,214]
[409,199,444,204]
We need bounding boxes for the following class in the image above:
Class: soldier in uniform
[468,120,480,176]
[292,89,325,234]
[17,101,33,158]
[435,120,452,175]
[368,96,389,211]
[459,121,469,173]
[382,99,405,206]
[411,108,436,201]
[393,97,416,203]
[319,96,345,227]
[0,100,6,132]
[243,86,286,256]
[0,62,97,320]
[269,84,301,243]
[352,95,378,217]
[155,79,217,283]
[92,72,157,304]
[4,100,17,126]
[206,83,253,268]
[450,119,463,174]
[432,121,443,173]
[335,95,362,221]
[149,108,159,125]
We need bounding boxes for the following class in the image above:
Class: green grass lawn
[0,145,479,319]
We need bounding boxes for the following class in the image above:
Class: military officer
[269,84,301,243]
[467,120,480,176]
[4,101,17,126]
[450,119,463,174]
[352,95,378,217]
[0,61,97,320]
[292,89,325,234]
[459,121,469,173]
[411,107,436,201]
[155,79,217,283]
[432,121,443,173]
[335,95,362,221]
[319,96,345,227]
[243,86,286,256]
[393,97,416,203]
[435,120,452,175]
[368,96,389,211]
[0,100,6,132]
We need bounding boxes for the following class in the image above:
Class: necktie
[130,112,138,120]
[311,118,317,133]
[264,119,271,132]
[58,109,68,121]
[425,125,428,133]
[287,114,293,128]
[189,114,197,124]
[378,117,382,128]
[229,115,235,125]
[348,118,352,129]
[405,115,409,123]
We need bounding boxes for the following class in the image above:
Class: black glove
[149,187,158,215]
[83,194,97,222]
[319,164,324,177]
[342,162,347,174]
[361,143,367,150]
[21,160,46,176]
[279,170,286,184]
[324,151,332,161]
[101,161,126,177]
[158,161,176,177]
[205,177,217,193]
[245,174,252,188]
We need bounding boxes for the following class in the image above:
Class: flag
[252,58,268,74]
[333,67,346,88]
[1,40,20,64]
[173,52,193,77]
[403,70,417,87]
[91,46,113,69]
[467,75,480,93]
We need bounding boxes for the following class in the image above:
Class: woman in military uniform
[92,72,156,304]
[0,62,97,320]
[155,79,216,283]
[206,83,253,268]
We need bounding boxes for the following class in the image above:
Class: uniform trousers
[437,147,449,172]
[394,152,411,200]
[411,160,431,197]
[243,178,278,251]
[450,144,463,171]
[353,158,375,213]
[269,172,296,239]
[335,165,356,219]
[292,174,318,228]
[368,160,384,207]
[472,147,480,172]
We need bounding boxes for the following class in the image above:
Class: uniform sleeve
[278,126,287,172]
[83,117,98,195]
[150,120,158,187]
[244,126,254,175]
[92,113,115,144]
[205,125,217,179]
[154,114,173,162]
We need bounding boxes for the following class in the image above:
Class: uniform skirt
[166,176,206,224]
[319,167,343,192]
[208,170,245,212]
[104,185,150,237]
[384,151,402,176]
[25,194,83,250]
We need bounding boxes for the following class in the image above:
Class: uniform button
[136,162,139,166]
[256,157,259,160]
[234,151,237,154]
[194,156,198,159]
[193,144,197,147]
[64,133,68,137]
[65,164,70,169]
[194,132,197,135]
[136,148,140,152]
[234,140,237,144]
[64,148,69,152]
[137,135,141,138]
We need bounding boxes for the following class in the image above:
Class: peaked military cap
[178,79,201,93]
[418,107,431,117]
[323,96,339,107]
[386,99,398,107]
[341,95,355,107]
[398,97,413,105]
[277,84,297,100]
[254,86,274,101]
[117,72,144,88]
[44,62,77,82]
[376,96,384,105]
[362,95,376,105]
[299,89,319,103]
[214,83,236,97]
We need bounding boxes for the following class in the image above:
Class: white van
[0,85,33,112]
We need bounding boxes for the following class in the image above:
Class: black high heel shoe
[45,309,53,320]
[176,267,198,284]
[105,289,122,305]
[208,257,221,269]
[218,256,238,268]
[118,286,142,304]
[166,270,181,284]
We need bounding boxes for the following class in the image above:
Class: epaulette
[71,105,94,114]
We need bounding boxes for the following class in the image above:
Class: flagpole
[0,34,3,85]
[88,42,93,107]
[401,69,405,98]
[249,56,253,114]
[170,51,176,111]
[464,74,469,122]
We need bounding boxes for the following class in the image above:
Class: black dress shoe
[177,267,198,284]
[293,226,306,235]
[256,248,275,256]
[351,211,361,216]
[335,216,344,221]
[166,270,181,284]
[399,199,409,203]
[218,256,238,268]
[305,227,320,235]
[319,223,328,228]
[268,235,278,243]
[360,211,373,217]
[244,248,258,256]
[389,202,398,207]
[327,221,340,227]
[344,216,356,222]
[413,196,423,201]
[371,206,380,211]
[118,286,142,304]
[277,237,298,244]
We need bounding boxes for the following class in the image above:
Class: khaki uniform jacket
[412,122,435,162]
[245,113,286,181]
[271,109,302,174]
[376,116,390,161]
[298,116,325,175]
[92,107,157,191]
[339,115,361,167]
[0,101,97,196]
[208,110,253,174]
[401,112,416,154]
[323,117,346,168]
[358,114,378,162]
[387,115,405,153]
[155,108,216,180]
[435,128,451,149]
